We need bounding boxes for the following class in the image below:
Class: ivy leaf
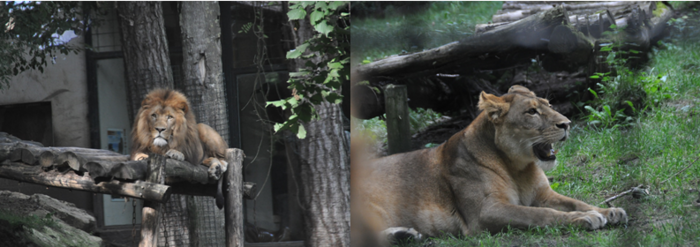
[287,8,307,20]
[313,20,334,37]
[286,43,309,59]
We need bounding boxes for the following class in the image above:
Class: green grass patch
[351,2,502,65]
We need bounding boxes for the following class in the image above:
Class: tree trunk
[286,5,351,247]
[116,2,174,121]
[297,102,351,247]
[179,2,228,247]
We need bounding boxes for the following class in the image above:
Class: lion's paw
[132,153,149,161]
[166,149,185,161]
[380,227,423,245]
[599,207,628,225]
[208,159,226,180]
[571,210,607,230]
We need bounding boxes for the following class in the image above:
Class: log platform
[0,132,255,203]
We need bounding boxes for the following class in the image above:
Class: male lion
[360,85,627,243]
[130,88,228,181]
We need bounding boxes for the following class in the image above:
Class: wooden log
[0,160,171,202]
[139,153,166,247]
[39,151,56,168]
[548,25,594,62]
[385,85,411,155]
[55,151,85,171]
[354,6,567,78]
[169,181,255,199]
[9,147,40,166]
[225,148,245,247]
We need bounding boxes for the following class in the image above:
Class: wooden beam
[0,161,171,202]
[139,154,166,247]
[225,148,245,247]
[385,85,411,155]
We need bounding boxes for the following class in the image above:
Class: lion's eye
[527,108,538,115]
[151,114,156,118]
[167,115,173,120]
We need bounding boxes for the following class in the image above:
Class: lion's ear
[141,96,153,108]
[176,101,189,114]
[478,92,510,123]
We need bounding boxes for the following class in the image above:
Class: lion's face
[478,86,571,170]
[145,105,182,147]
[132,89,191,153]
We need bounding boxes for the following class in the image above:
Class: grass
[393,9,700,247]
[351,1,502,65]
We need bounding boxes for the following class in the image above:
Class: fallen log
[354,5,567,78]
[0,160,171,202]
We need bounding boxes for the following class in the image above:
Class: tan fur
[130,89,228,179]
[360,86,627,239]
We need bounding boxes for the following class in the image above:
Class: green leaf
[289,71,310,77]
[328,1,346,11]
[313,20,334,37]
[286,43,310,59]
[287,8,307,20]
[274,123,284,132]
[309,10,324,24]
[325,92,343,104]
[589,75,600,79]
[328,62,343,69]
[296,124,307,139]
[362,59,371,64]
[266,100,288,110]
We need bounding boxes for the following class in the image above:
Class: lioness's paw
[208,159,224,180]
[380,227,423,245]
[166,149,185,161]
[571,210,607,230]
[599,207,628,224]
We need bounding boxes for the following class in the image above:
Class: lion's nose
[155,127,166,133]
[556,121,571,130]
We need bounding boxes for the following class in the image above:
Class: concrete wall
[0,37,89,148]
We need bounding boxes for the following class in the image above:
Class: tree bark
[116,2,174,121]
[179,2,228,247]
[286,5,351,246]
[179,2,229,143]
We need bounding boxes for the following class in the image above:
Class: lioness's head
[135,89,191,149]
[478,85,571,171]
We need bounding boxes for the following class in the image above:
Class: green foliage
[269,1,349,139]
[0,2,102,90]
[582,25,673,130]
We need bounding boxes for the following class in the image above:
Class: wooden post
[225,148,244,247]
[385,84,411,154]
[140,153,166,247]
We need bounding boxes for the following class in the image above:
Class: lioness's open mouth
[533,143,557,161]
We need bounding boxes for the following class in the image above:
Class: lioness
[361,86,627,241]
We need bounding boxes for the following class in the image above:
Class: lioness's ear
[478,92,510,123]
